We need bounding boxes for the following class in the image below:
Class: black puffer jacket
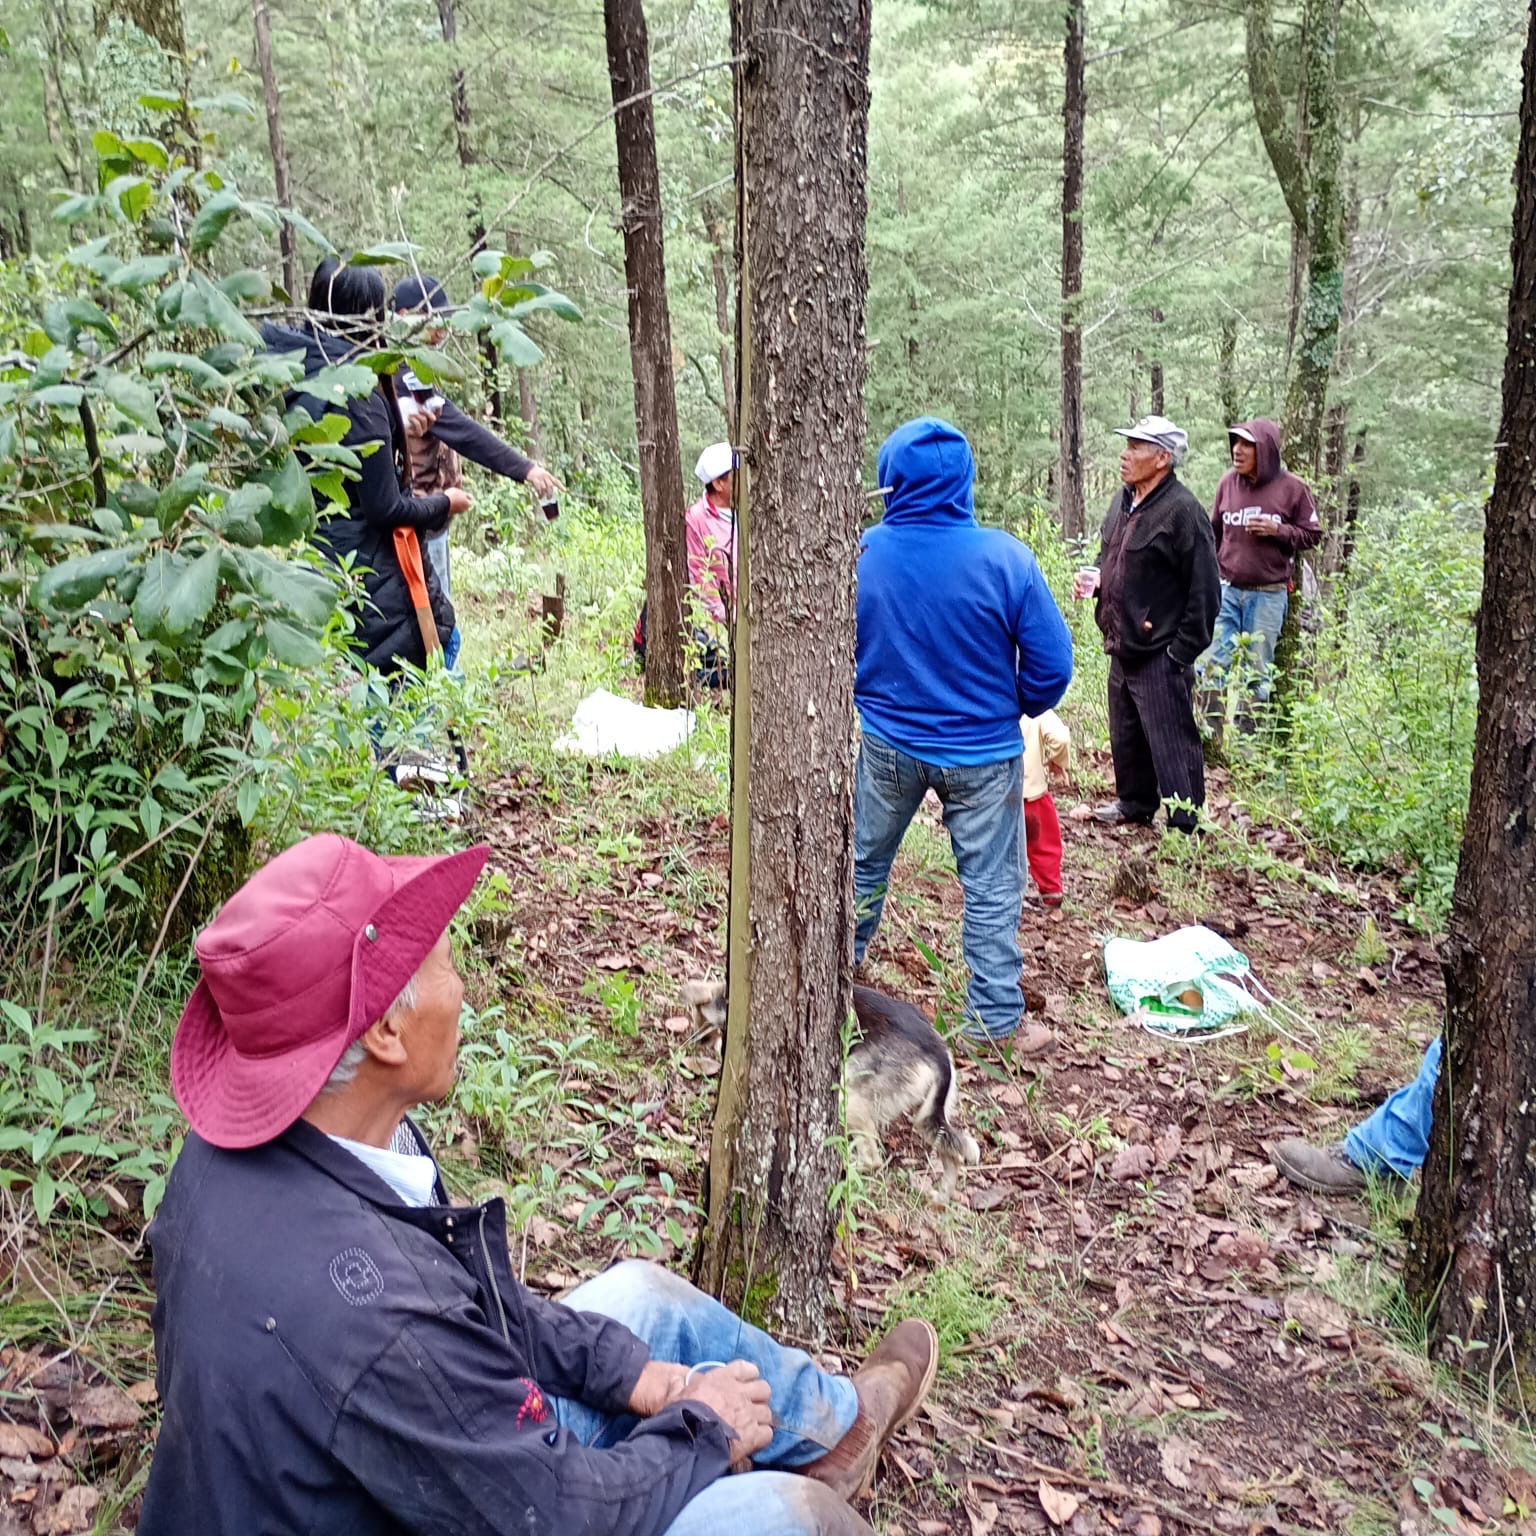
[263,321,453,674]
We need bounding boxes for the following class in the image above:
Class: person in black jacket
[140,833,940,1536]
[392,272,562,600]
[1072,415,1219,832]
[261,260,471,675]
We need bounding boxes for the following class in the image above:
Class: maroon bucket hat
[170,833,488,1149]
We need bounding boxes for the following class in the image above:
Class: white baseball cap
[694,442,735,485]
[1114,414,1188,466]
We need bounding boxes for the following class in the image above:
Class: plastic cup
[540,497,560,522]
[1075,565,1100,598]
[685,1360,728,1386]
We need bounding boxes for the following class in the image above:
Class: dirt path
[3,746,1527,1535]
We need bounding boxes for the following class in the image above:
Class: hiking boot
[800,1319,939,1500]
[1092,801,1152,826]
[1270,1139,1367,1196]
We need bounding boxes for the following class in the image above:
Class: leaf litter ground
[3,739,1532,1535]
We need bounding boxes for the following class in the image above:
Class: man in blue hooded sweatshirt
[854,418,1074,1044]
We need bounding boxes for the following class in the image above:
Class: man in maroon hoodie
[1201,419,1322,714]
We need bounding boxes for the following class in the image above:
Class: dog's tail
[915,1057,981,1168]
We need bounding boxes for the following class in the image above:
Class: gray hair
[323,971,421,1092]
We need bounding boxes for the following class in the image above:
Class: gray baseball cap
[1114,414,1188,466]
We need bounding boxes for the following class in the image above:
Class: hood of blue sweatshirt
[876,417,977,526]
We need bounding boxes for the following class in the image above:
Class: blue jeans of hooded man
[554,1262,862,1536]
[1344,1037,1441,1180]
[1202,584,1288,701]
[853,732,1025,1040]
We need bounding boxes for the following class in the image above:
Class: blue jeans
[1203,584,1288,701]
[555,1263,861,1536]
[426,531,451,597]
[1344,1038,1441,1179]
[853,733,1025,1040]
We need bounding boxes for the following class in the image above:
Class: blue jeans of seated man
[555,1262,861,1536]
[1344,1037,1441,1180]
[853,733,1025,1040]
[1202,584,1288,701]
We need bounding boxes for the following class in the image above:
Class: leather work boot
[1270,1139,1369,1196]
[800,1319,939,1500]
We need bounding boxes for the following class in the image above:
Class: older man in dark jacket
[139,834,937,1536]
[1074,415,1219,832]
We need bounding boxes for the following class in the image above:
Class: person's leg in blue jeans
[1200,582,1243,686]
[1240,587,1288,701]
[934,755,1025,1040]
[550,1263,869,1536]
[1272,1037,1442,1193]
[1345,1037,1442,1178]
[853,735,928,966]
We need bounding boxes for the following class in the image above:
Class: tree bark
[250,0,298,299]
[436,0,475,169]
[605,0,687,708]
[702,201,738,441]
[1216,315,1241,426]
[696,0,871,1340]
[1407,6,1536,1367]
[1058,0,1086,541]
[95,0,185,55]
[517,369,543,461]
[1149,307,1165,416]
[1280,0,1344,479]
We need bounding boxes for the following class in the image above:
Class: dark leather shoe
[799,1319,938,1499]
[1092,801,1153,826]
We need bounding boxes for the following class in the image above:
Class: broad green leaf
[206,405,252,437]
[131,550,176,637]
[106,253,180,293]
[157,464,210,524]
[219,268,270,304]
[290,411,351,445]
[350,241,418,265]
[25,524,109,547]
[33,547,134,611]
[236,775,262,826]
[400,346,466,385]
[263,617,323,667]
[32,384,84,410]
[488,321,543,368]
[188,189,241,253]
[216,482,270,546]
[507,289,583,323]
[193,273,261,346]
[137,91,186,112]
[254,452,316,543]
[143,350,227,391]
[280,207,334,254]
[191,90,258,118]
[305,364,380,404]
[103,371,159,427]
[242,550,335,627]
[165,545,221,635]
[53,193,99,225]
[92,129,126,159]
[181,698,205,748]
[124,137,170,169]
[103,174,153,222]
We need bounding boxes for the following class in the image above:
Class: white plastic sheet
[553,688,695,760]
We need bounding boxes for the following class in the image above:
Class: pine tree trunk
[250,0,297,299]
[605,0,687,708]
[435,0,474,168]
[1216,315,1241,425]
[1058,0,1086,541]
[701,202,737,441]
[1406,6,1536,1366]
[517,369,543,460]
[695,0,871,1340]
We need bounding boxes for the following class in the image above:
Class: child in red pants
[1022,710,1070,907]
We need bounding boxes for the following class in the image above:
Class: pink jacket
[684,494,737,626]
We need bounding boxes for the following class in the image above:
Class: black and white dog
[678,978,981,1201]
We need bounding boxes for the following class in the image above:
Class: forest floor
[1,568,1531,1534]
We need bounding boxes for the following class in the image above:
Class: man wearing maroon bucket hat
[139,833,938,1536]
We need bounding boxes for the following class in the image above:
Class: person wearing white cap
[1071,414,1219,832]
[632,444,737,689]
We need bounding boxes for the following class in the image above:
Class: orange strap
[393,528,441,654]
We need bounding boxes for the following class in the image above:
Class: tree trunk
[696,0,871,1340]
[605,0,687,708]
[1333,428,1365,586]
[702,201,737,441]
[1058,0,1086,541]
[1216,315,1241,425]
[1280,0,1344,479]
[95,0,185,54]
[250,0,298,299]
[517,369,543,461]
[1149,307,1165,416]
[436,0,475,168]
[1407,8,1536,1367]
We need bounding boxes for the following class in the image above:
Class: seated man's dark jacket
[139,1120,733,1536]
[1093,472,1220,667]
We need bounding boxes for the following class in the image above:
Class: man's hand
[403,400,443,441]
[1250,514,1283,538]
[627,1361,689,1418]
[526,464,563,502]
[680,1361,773,1461]
[445,488,472,518]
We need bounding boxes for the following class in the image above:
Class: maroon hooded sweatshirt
[1210,418,1322,588]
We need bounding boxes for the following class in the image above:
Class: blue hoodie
[855,418,1073,767]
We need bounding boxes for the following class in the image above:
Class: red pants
[1024,792,1063,903]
